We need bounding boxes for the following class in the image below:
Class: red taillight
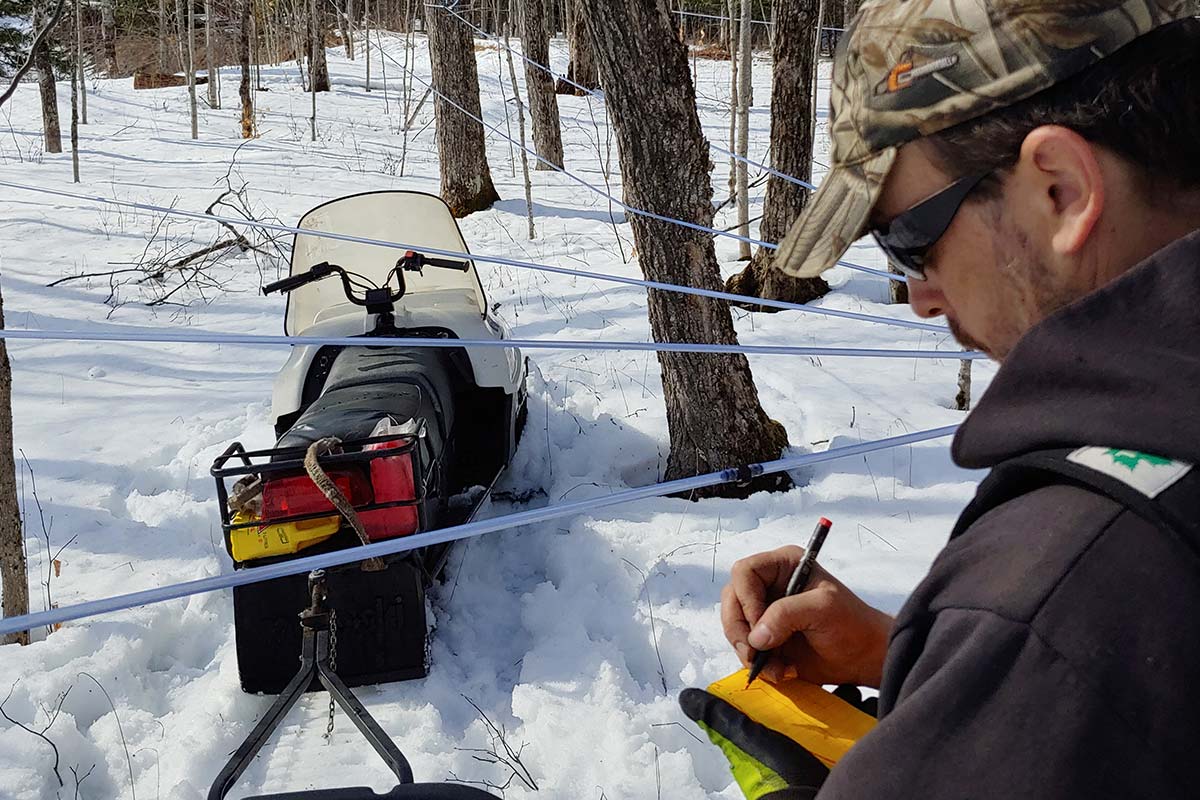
[361,441,418,539]
[262,470,372,520]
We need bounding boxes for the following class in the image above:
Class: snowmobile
[211,191,527,695]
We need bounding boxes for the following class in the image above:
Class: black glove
[679,688,830,800]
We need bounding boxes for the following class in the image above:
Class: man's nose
[907,275,946,319]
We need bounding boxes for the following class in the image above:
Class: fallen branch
[45,178,286,309]
[451,694,539,792]
[1,681,65,787]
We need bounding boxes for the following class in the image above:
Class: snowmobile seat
[275,346,465,454]
[243,785,499,799]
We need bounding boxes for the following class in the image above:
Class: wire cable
[0,326,984,359]
[368,26,899,281]
[671,9,848,31]
[0,178,943,333]
[435,3,817,191]
[0,424,958,637]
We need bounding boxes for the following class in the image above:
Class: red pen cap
[819,517,833,528]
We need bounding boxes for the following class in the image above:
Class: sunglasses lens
[869,171,990,282]
[871,231,925,281]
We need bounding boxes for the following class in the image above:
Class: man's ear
[1016,126,1105,255]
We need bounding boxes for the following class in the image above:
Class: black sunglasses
[870,170,991,280]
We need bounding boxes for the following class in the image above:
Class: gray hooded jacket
[821,229,1200,799]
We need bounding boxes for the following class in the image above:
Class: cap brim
[773,147,897,279]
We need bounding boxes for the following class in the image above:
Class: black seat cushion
[318,347,461,439]
[275,383,439,453]
[276,346,464,454]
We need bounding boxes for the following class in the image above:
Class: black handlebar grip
[261,273,314,295]
[261,262,336,295]
[424,256,471,272]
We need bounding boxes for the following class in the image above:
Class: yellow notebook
[708,670,877,768]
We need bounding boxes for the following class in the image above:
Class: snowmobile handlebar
[261,261,339,295]
[262,253,471,321]
[396,250,470,273]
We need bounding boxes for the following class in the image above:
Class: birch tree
[185,0,198,138]
[734,0,751,260]
[205,0,219,108]
[725,0,738,200]
[159,0,168,69]
[100,0,117,74]
[74,0,84,123]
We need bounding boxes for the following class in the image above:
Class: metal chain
[324,610,338,739]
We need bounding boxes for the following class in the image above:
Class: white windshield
[286,191,487,335]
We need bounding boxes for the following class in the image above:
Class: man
[685,1,1200,797]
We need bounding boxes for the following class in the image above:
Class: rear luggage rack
[212,428,429,558]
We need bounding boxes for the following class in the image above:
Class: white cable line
[672,8,774,26]
[368,22,900,282]
[0,424,959,637]
[672,9,849,31]
[435,3,817,191]
[0,327,985,359]
[0,178,945,333]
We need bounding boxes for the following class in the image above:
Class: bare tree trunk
[504,22,536,240]
[725,0,738,200]
[582,0,790,497]
[175,0,187,76]
[187,0,198,138]
[240,0,253,137]
[734,0,751,260]
[75,0,86,123]
[426,3,500,216]
[888,263,909,303]
[205,0,219,107]
[311,0,318,139]
[308,0,330,92]
[0,289,28,646]
[70,4,79,181]
[494,6,516,176]
[33,10,61,155]
[557,0,597,94]
[159,0,168,69]
[521,0,563,170]
[98,0,117,73]
[955,359,972,411]
[344,0,356,59]
[399,0,415,171]
[364,0,371,90]
[726,0,830,308]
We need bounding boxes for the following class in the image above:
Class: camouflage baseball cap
[775,0,1200,279]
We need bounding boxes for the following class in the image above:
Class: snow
[0,34,991,798]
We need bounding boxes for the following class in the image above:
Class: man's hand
[721,545,894,688]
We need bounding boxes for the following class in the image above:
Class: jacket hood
[953,228,1200,470]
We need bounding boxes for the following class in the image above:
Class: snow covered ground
[0,32,991,799]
